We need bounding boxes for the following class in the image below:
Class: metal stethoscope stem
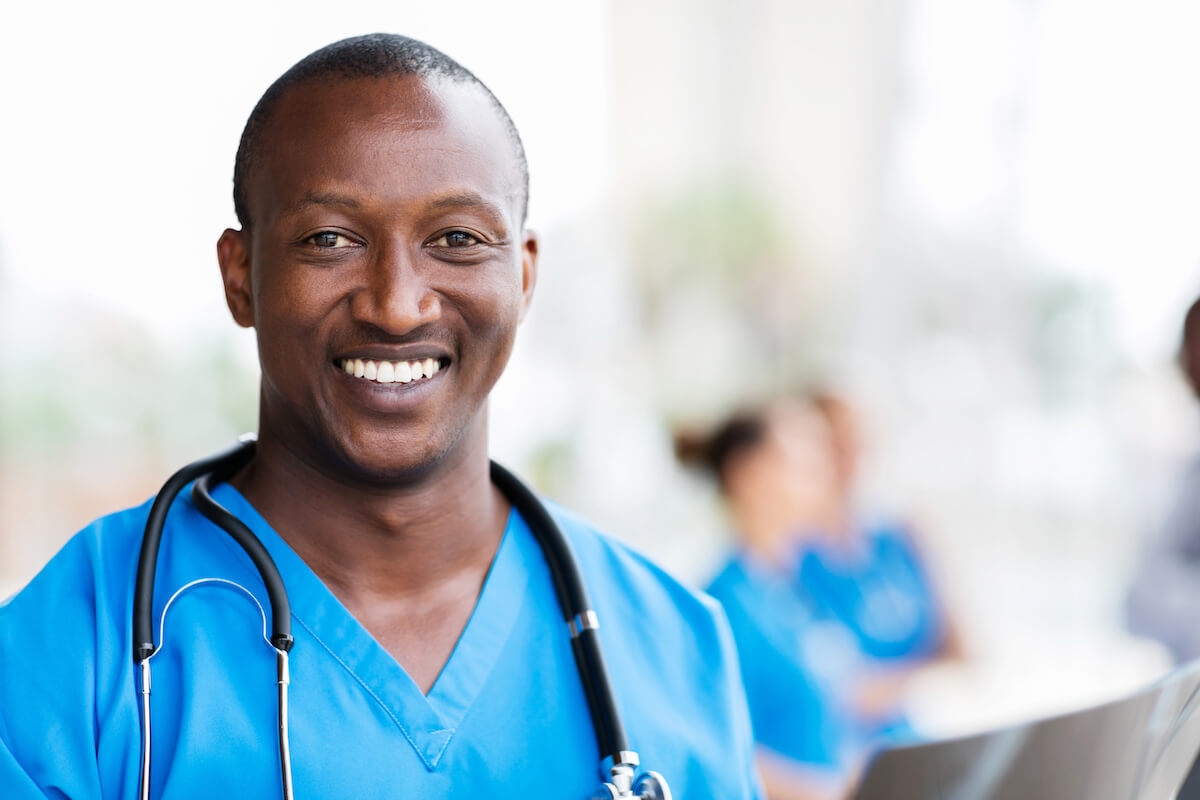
[136,573,296,800]
[132,437,671,799]
[276,650,295,800]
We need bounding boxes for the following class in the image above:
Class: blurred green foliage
[0,302,258,457]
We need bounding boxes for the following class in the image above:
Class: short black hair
[232,33,529,228]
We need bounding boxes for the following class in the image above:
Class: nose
[350,241,441,334]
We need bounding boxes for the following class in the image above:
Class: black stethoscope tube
[192,468,294,653]
[132,439,256,662]
[489,461,630,763]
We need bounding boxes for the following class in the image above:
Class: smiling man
[0,34,762,799]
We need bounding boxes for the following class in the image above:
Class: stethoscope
[131,436,671,800]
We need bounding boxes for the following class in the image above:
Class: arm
[899,520,966,664]
[842,522,966,718]
[1126,468,1200,661]
[0,532,111,799]
[711,603,770,800]
[756,746,851,800]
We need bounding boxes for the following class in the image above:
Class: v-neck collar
[203,483,532,770]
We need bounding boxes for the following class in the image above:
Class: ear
[517,229,539,322]
[217,228,255,328]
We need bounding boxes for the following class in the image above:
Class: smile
[340,357,443,385]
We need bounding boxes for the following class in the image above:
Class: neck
[732,500,853,565]
[732,505,798,566]
[231,421,509,608]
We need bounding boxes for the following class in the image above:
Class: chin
[323,422,472,486]
[330,440,443,485]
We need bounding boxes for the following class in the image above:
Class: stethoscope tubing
[131,439,254,663]
[192,467,294,653]
[488,461,631,762]
[137,573,294,800]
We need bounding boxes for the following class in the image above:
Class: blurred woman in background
[801,392,962,696]
[676,393,962,800]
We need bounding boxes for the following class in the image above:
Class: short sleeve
[709,598,769,799]
[0,531,112,799]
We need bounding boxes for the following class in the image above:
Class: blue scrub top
[706,556,846,769]
[707,524,944,771]
[0,482,763,799]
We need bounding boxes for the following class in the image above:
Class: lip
[331,358,451,414]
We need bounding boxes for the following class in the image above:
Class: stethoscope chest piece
[591,759,672,800]
[633,771,672,800]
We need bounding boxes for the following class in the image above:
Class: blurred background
[4,0,1200,740]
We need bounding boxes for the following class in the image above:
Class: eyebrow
[428,191,506,217]
[294,191,362,211]
[283,188,512,223]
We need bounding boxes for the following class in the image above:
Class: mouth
[337,356,450,385]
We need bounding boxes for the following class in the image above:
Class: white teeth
[342,358,442,385]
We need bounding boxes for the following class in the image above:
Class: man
[0,34,762,798]
[1128,295,1200,664]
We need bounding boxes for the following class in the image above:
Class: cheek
[459,267,525,338]
[250,266,345,399]
[454,286,523,398]
[253,264,343,332]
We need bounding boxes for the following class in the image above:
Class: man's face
[219,74,537,481]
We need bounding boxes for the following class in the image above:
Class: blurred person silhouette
[1128,296,1200,664]
[801,391,962,675]
[676,394,961,800]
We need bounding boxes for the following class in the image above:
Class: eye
[430,230,481,248]
[305,231,359,249]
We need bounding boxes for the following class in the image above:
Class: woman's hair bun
[673,411,767,488]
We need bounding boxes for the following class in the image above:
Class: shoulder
[0,499,153,701]
[544,501,728,636]
[541,501,743,719]
[0,500,152,675]
[2,498,150,624]
[541,502,763,799]
[0,499,152,792]
[861,517,921,556]
[704,553,751,600]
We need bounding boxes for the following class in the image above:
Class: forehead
[248,74,523,223]
[768,402,832,448]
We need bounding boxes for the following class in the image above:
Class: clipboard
[852,660,1200,800]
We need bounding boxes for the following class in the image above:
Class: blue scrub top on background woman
[706,554,848,769]
[798,520,946,663]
